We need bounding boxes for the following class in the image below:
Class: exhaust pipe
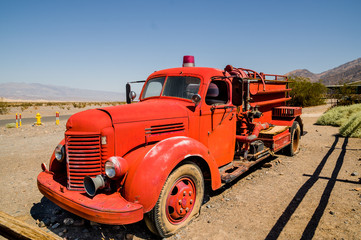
[84,175,106,197]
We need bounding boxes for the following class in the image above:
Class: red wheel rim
[166,177,196,224]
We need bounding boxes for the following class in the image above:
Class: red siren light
[183,55,195,67]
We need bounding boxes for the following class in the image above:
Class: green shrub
[288,76,327,107]
[316,104,361,126]
[6,123,16,128]
[316,103,361,138]
[339,111,361,138]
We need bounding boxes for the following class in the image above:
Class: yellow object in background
[56,111,59,125]
[16,113,18,128]
[36,113,42,125]
[19,113,22,127]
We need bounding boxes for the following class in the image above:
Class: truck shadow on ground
[30,198,157,240]
[264,135,350,240]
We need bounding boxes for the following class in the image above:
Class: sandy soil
[0,104,360,240]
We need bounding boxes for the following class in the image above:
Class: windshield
[141,77,166,98]
[142,76,201,100]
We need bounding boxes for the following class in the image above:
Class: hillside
[0,82,125,102]
[286,58,361,85]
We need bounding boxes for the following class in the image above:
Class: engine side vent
[145,123,185,135]
[66,134,102,191]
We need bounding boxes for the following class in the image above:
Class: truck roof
[148,67,225,79]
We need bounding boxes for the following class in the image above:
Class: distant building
[326,80,361,95]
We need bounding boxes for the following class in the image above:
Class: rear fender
[123,136,221,212]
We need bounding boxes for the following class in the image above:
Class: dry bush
[0,98,9,115]
[339,111,361,138]
[316,103,361,138]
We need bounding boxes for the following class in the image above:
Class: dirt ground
[0,104,360,240]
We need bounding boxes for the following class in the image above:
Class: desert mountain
[0,82,125,102]
[286,58,361,85]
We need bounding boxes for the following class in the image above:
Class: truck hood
[66,108,113,132]
[99,99,189,124]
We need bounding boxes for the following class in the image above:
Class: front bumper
[37,171,143,225]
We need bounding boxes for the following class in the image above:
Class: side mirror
[126,83,137,104]
[191,94,201,106]
[129,91,136,101]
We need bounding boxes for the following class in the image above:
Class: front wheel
[285,121,301,156]
[145,163,204,237]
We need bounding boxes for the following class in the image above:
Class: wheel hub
[166,177,196,224]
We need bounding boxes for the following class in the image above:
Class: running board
[220,151,272,184]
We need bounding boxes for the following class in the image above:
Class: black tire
[145,163,204,237]
[286,121,301,156]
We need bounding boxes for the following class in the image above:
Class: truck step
[220,165,249,183]
[219,150,272,184]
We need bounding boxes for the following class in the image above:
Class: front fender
[123,136,221,212]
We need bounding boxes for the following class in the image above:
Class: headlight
[105,161,116,178]
[54,144,65,162]
[104,157,128,179]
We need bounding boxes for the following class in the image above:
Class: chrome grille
[65,134,102,191]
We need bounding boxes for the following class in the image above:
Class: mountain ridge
[285,58,361,85]
[0,82,125,102]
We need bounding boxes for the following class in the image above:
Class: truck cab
[37,56,302,237]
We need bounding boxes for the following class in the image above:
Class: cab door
[199,80,236,167]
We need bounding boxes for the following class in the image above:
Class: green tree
[288,76,327,107]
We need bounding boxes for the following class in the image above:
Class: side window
[142,77,166,98]
[205,81,229,105]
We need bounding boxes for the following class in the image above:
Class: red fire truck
[37,56,302,237]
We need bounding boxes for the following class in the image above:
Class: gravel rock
[125,233,134,240]
[112,225,121,230]
[38,221,46,228]
[115,233,124,240]
[351,172,358,176]
[42,217,51,226]
[263,163,273,168]
[90,221,100,226]
[73,219,85,226]
[52,222,60,229]
[329,211,335,215]
[63,218,74,226]
[52,208,62,215]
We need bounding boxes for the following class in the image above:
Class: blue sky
[1,0,360,93]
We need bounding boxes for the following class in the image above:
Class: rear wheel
[286,121,301,156]
[145,163,204,237]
